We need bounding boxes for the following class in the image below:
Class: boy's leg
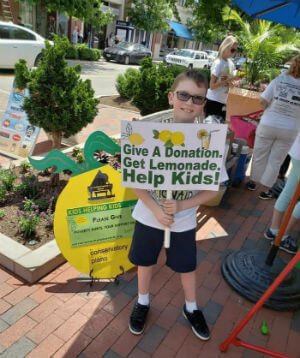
[180,271,210,341]
[129,265,152,335]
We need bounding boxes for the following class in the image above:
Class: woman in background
[205,35,240,122]
[247,55,300,199]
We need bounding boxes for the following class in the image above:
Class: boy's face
[168,78,207,123]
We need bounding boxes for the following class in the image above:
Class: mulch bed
[100,95,139,112]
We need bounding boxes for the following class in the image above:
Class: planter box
[0,233,65,283]
[226,87,262,123]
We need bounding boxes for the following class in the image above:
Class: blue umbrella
[232,0,300,28]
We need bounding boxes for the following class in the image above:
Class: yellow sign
[54,165,137,278]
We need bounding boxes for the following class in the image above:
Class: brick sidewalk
[0,90,300,358]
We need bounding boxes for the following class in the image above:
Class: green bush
[126,58,210,116]
[76,45,101,61]
[0,168,16,191]
[116,68,140,99]
[66,45,79,59]
[0,185,6,203]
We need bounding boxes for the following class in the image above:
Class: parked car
[234,57,246,70]
[165,49,210,69]
[205,50,218,64]
[103,42,152,65]
[0,21,48,69]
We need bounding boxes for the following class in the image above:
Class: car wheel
[34,53,43,67]
[105,57,110,62]
[188,64,193,69]
[124,56,130,65]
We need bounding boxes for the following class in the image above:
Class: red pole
[220,250,300,353]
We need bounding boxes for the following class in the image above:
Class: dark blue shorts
[129,221,196,273]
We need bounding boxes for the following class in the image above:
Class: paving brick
[4,284,40,305]
[202,272,221,291]
[102,279,130,299]
[27,295,63,322]
[162,322,190,352]
[53,311,89,342]
[291,309,300,332]
[122,276,138,297]
[174,331,204,358]
[0,337,36,358]
[196,249,207,265]
[52,331,92,358]
[156,304,181,330]
[54,294,87,320]
[241,238,258,250]
[0,283,14,299]
[103,350,124,358]
[81,308,114,338]
[138,324,167,354]
[0,297,38,325]
[82,327,119,358]
[253,221,266,234]
[240,209,252,218]
[25,333,64,358]
[111,329,141,357]
[128,347,151,358]
[0,300,10,315]
[0,320,8,334]
[103,291,132,316]
[79,292,111,318]
[0,315,37,348]
[106,306,132,336]
[26,313,65,344]
[151,287,174,312]
[152,342,176,358]
[203,299,223,325]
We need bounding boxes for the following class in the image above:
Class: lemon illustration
[171,132,185,146]
[74,215,88,226]
[158,130,172,142]
[197,130,208,139]
[128,133,145,146]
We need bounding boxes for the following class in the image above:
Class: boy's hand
[162,199,181,215]
[153,205,174,228]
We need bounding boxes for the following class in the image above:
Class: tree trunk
[50,131,62,186]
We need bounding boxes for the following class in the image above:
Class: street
[0,59,139,98]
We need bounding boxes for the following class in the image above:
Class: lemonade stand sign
[121,121,227,191]
[29,131,137,279]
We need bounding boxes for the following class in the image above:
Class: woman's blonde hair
[217,35,238,59]
[287,55,300,78]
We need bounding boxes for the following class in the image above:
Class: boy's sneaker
[183,304,210,340]
[259,191,273,200]
[129,302,149,335]
[264,228,276,240]
[275,236,298,254]
[246,181,256,191]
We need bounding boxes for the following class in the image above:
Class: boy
[128,70,227,340]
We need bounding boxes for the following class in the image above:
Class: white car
[0,21,47,69]
[165,49,210,69]
[205,50,218,66]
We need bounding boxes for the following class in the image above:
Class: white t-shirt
[207,58,236,104]
[289,133,300,160]
[132,164,228,232]
[260,74,300,130]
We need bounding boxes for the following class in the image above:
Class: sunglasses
[176,91,206,105]
[231,48,237,53]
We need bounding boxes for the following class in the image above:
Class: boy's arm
[162,190,219,215]
[134,188,174,228]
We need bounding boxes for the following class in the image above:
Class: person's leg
[249,125,273,183]
[278,155,291,180]
[181,271,196,302]
[260,129,296,189]
[138,265,153,297]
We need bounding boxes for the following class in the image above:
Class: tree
[15,0,114,28]
[185,0,233,44]
[128,0,178,33]
[222,5,300,85]
[14,37,99,150]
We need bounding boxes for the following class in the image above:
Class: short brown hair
[170,70,208,92]
[287,55,300,78]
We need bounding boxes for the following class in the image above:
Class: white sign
[121,121,227,191]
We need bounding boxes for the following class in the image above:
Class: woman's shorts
[129,221,196,273]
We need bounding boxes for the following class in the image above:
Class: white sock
[270,228,278,236]
[282,234,289,240]
[185,300,197,313]
[138,293,150,306]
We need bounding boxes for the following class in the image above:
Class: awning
[168,21,193,40]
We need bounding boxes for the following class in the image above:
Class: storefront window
[19,0,35,29]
